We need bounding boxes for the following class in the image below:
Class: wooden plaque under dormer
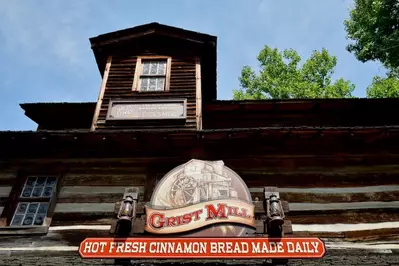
[106,99,187,121]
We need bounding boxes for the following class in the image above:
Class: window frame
[132,56,172,92]
[0,171,62,235]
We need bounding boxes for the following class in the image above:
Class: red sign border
[79,237,326,259]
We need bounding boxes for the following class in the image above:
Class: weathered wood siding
[52,171,146,224]
[203,100,399,129]
[96,55,197,130]
[0,170,16,217]
[0,162,398,252]
[47,166,399,241]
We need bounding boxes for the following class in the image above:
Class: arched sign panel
[145,159,256,236]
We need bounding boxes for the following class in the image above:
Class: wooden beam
[195,56,202,130]
[50,209,399,226]
[250,185,399,194]
[293,222,399,233]
[53,200,397,217]
[60,186,128,195]
[344,227,399,241]
[5,154,399,171]
[57,186,145,203]
[165,57,172,92]
[54,184,399,206]
[131,57,142,92]
[54,203,115,214]
[243,172,399,188]
[0,187,11,198]
[62,174,146,186]
[90,55,112,131]
[288,211,399,224]
[0,225,48,235]
[47,221,399,235]
[289,201,399,212]
[249,186,399,203]
[143,167,156,202]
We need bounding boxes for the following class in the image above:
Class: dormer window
[132,56,171,92]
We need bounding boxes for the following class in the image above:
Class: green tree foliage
[367,75,399,98]
[345,0,399,98]
[233,46,355,100]
[345,0,399,73]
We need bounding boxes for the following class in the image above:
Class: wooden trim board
[48,221,399,233]
[90,55,112,131]
[0,187,11,197]
[195,56,202,130]
[289,201,399,211]
[249,185,399,194]
[57,186,145,203]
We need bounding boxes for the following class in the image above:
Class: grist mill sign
[145,160,256,236]
[79,160,326,261]
[106,99,187,121]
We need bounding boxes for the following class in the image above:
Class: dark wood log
[112,201,290,215]
[251,190,399,203]
[0,225,48,235]
[51,215,115,226]
[51,210,399,226]
[288,210,399,224]
[5,155,399,173]
[243,172,399,187]
[344,227,399,241]
[62,174,145,186]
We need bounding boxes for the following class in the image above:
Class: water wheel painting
[168,174,199,206]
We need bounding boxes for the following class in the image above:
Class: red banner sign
[79,237,325,259]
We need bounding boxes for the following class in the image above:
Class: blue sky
[0,0,387,130]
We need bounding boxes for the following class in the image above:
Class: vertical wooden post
[131,57,142,92]
[144,165,158,202]
[91,56,112,131]
[195,57,202,130]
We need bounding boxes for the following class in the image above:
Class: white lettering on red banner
[79,238,326,259]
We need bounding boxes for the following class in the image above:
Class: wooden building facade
[0,23,398,262]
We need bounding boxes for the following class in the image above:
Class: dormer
[89,23,217,131]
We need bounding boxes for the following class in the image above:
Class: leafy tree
[345,0,399,98]
[367,75,399,98]
[345,0,399,73]
[233,46,355,100]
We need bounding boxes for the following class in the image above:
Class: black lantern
[264,188,285,237]
[268,193,284,227]
[116,187,139,237]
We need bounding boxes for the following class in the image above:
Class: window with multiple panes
[9,176,58,227]
[133,57,171,92]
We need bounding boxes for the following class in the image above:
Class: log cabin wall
[52,160,399,242]
[0,152,398,243]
